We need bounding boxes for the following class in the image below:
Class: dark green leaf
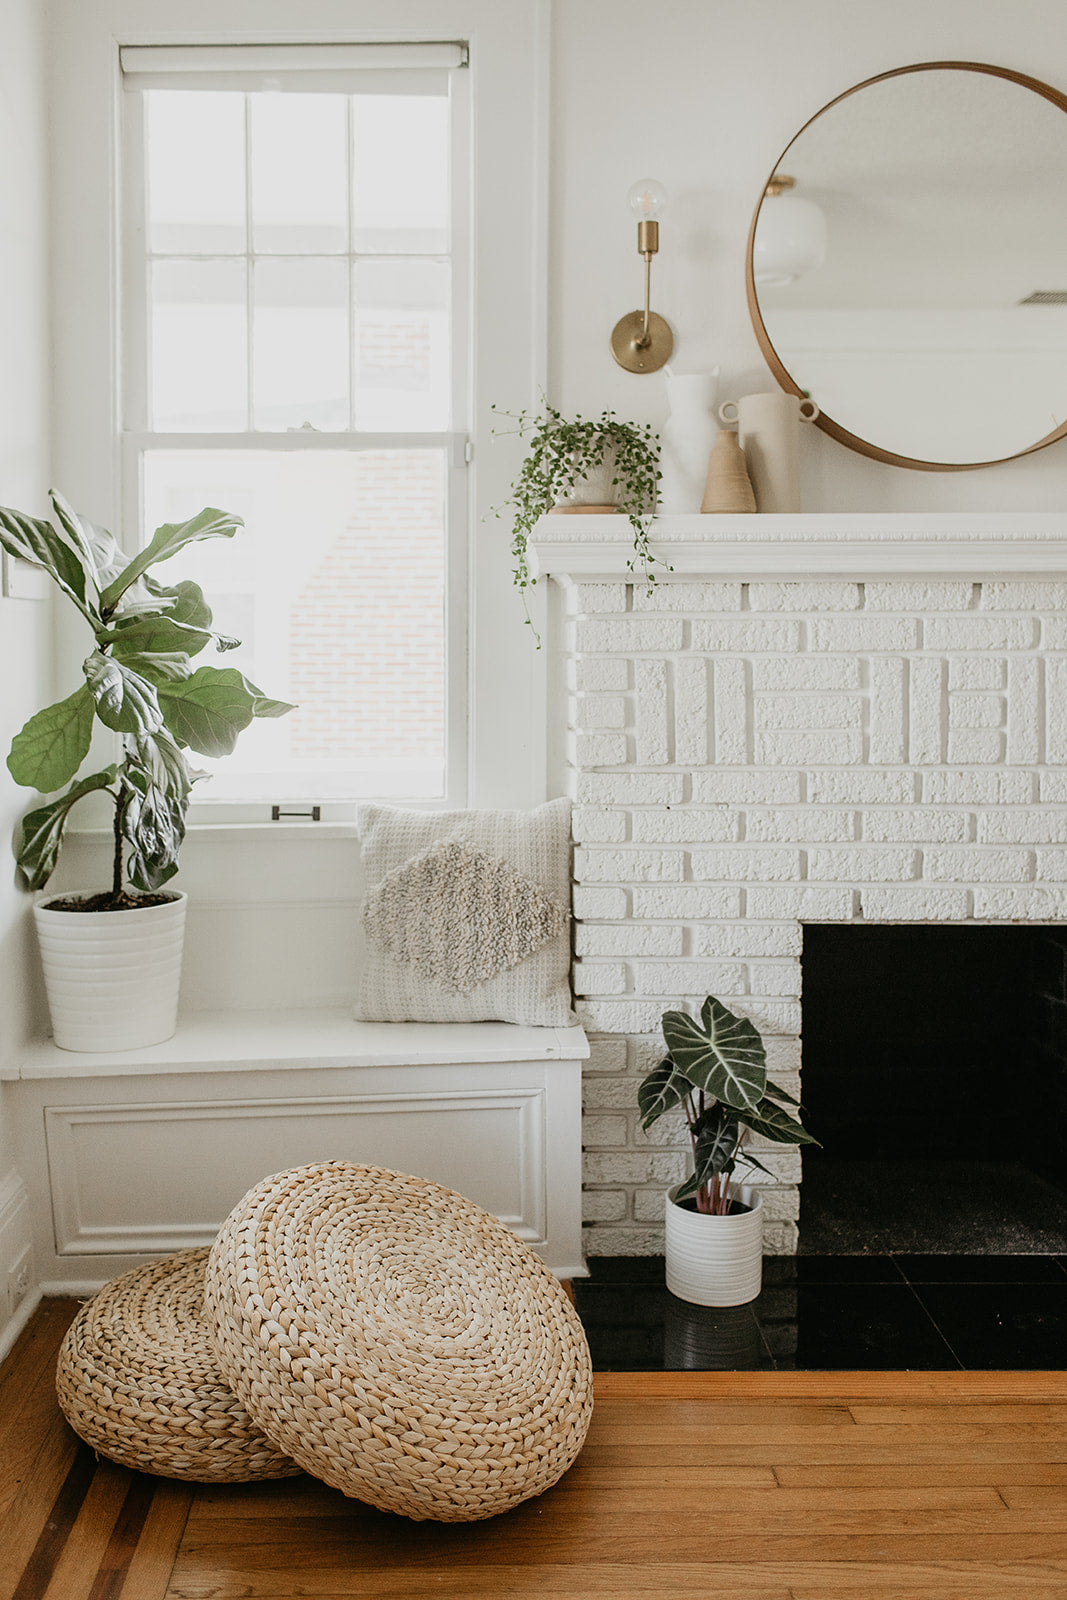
[690,1101,742,1193]
[124,727,206,799]
[0,504,97,621]
[762,1077,801,1108]
[12,766,117,891]
[155,665,257,756]
[112,578,239,656]
[100,508,243,613]
[637,1056,692,1129]
[122,782,186,891]
[82,651,164,735]
[6,686,96,793]
[737,1097,820,1146]
[662,997,767,1112]
[116,650,193,682]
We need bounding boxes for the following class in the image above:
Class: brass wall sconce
[611,178,674,374]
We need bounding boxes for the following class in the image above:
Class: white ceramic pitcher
[659,370,720,513]
[718,391,819,514]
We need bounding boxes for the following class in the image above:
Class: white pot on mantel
[34,891,187,1052]
[665,1182,763,1307]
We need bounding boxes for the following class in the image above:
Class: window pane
[354,259,450,430]
[142,449,447,800]
[251,94,348,254]
[252,258,349,430]
[145,90,246,254]
[151,259,248,429]
[352,95,449,253]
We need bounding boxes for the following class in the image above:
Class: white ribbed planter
[665,1183,764,1307]
[34,892,187,1053]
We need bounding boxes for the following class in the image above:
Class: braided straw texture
[205,1162,594,1522]
[56,1247,300,1482]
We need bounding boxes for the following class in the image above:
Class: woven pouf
[56,1247,300,1482]
[205,1162,594,1522]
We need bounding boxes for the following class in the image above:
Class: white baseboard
[0,1285,43,1367]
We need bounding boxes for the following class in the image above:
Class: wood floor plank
[594,1370,1067,1399]
[0,1413,83,1600]
[39,1458,132,1600]
[0,1298,81,1522]
[775,1461,1067,1488]
[120,1481,195,1600]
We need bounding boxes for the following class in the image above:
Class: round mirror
[746,62,1067,470]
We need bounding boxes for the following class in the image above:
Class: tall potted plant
[0,491,292,1052]
[639,995,818,1306]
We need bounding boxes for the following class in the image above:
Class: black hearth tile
[768,1254,905,1285]
[791,1284,961,1370]
[1057,1256,1067,1278]
[662,1298,773,1371]
[582,1255,667,1285]
[895,1253,1067,1284]
[572,1283,669,1328]
[911,1283,1067,1370]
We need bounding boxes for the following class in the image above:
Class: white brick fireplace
[531,511,1067,1257]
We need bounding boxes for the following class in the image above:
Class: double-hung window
[119,43,470,810]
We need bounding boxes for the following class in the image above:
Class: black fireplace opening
[798,923,1067,1255]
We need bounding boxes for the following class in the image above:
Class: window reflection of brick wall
[289,451,445,761]
[358,317,432,391]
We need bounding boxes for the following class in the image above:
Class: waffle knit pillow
[356,799,575,1026]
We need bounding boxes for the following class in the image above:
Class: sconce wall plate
[610,310,674,374]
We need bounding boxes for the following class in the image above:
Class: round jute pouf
[205,1162,594,1522]
[56,1247,300,1482]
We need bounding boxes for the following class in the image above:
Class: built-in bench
[4,1011,589,1291]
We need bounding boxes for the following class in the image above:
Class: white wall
[549,0,1067,510]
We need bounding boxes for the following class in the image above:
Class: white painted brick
[633,1189,671,1222]
[757,730,863,765]
[1046,658,1067,764]
[576,924,683,957]
[673,656,709,766]
[1035,850,1067,882]
[696,922,802,957]
[584,1225,662,1256]
[863,808,970,843]
[635,658,668,764]
[948,657,1006,690]
[574,732,629,767]
[869,657,906,765]
[575,774,684,804]
[690,847,801,882]
[948,692,1003,731]
[577,617,684,653]
[739,1149,802,1182]
[861,886,970,921]
[713,658,748,764]
[807,770,917,804]
[1041,773,1067,802]
[571,807,628,843]
[576,658,629,692]
[574,961,628,994]
[753,656,862,691]
[582,1114,628,1146]
[631,885,743,919]
[764,1221,799,1255]
[574,695,628,730]
[755,693,864,731]
[765,1038,802,1075]
[584,1077,640,1109]
[749,960,801,997]
[808,847,918,882]
[747,581,860,611]
[738,999,801,1035]
[575,847,686,882]
[634,961,746,995]
[809,616,919,651]
[577,1000,668,1034]
[628,1036,668,1075]
[632,808,738,843]
[573,886,628,919]
[973,885,1067,920]
[582,1190,628,1222]
[1007,658,1040,765]
[945,729,1003,764]
[979,580,1067,611]
[692,771,802,804]
[692,618,802,653]
[582,1152,656,1184]
[744,808,855,843]
[568,581,629,614]
[923,848,1033,883]
[923,615,1038,651]
[864,580,972,611]
[749,1187,800,1222]
[909,657,945,764]
[633,580,743,612]
[979,810,1067,843]
[586,1037,628,1072]
[1041,617,1067,650]
[746,886,854,920]
[923,769,1034,805]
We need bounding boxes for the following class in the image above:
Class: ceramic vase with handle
[659,370,720,513]
[719,391,819,513]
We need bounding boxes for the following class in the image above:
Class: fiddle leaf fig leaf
[82,651,164,735]
[12,766,117,891]
[154,665,258,756]
[662,998,767,1112]
[122,782,186,891]
[637,1057,692,1130]
[6,686,96,793]
[125,726,206,799]
[100,508,243,613]
[116,650,193,682]
[0,504,98,622]
[242,676,296,719]
[47,490,103,601]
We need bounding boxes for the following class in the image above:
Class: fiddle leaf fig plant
[639,995,819,1215]
[0,491,294,906]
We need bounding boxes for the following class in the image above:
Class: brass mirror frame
[745,60,1067,472]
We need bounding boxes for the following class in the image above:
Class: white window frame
[47,0,549,833]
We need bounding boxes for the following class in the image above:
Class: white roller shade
[120,41,467,93]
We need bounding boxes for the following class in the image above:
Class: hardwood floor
[2,1298,1066,1599]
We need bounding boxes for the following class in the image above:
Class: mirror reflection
[747,64,1067,468]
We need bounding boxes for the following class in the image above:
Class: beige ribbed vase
[700,429,757,513]
[665,1183,763,1306]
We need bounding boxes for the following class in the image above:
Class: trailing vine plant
[491,401,664,640]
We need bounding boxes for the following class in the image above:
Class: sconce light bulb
[627,178,668,222]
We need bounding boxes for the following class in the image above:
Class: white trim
[0,1288,44,1367]
[119,42,467,75]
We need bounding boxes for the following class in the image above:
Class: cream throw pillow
[356,799,576,1026]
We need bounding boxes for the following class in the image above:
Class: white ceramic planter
[34,891,187,1052]
[665,1183,764,1307]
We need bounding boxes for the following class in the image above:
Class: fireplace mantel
[529,512,1067,580]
